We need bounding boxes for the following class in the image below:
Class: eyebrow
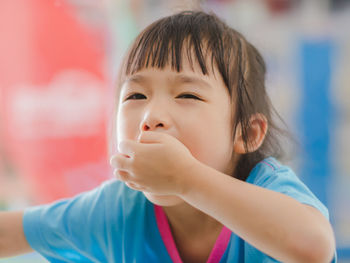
[125,75,149,85]
[173,74,212,89]
[125,74,212,89]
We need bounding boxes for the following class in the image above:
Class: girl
[0,11,336,263]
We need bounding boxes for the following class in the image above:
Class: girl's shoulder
[100,179,145,199]
[246,157,293,185]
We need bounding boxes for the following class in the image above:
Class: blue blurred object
[337,247,350,260]
[299,39,333,208]
[298,38,348,260]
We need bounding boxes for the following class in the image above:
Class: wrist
[177,158,205,197]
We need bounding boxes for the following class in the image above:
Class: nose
[140,103,171,132]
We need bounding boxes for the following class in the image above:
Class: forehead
[122,63,225,93]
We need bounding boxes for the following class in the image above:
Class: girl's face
[116,58,235,206]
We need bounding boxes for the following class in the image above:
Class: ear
[233,113,268,154]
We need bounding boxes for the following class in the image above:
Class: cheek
[181,114,233,173]
[187,130,233,171]
[116,108,140,141]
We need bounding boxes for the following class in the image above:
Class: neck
[162,202,222,238]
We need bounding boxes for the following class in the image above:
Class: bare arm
[0,211,33,258]
[180,162,336,263]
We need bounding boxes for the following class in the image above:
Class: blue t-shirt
[23,157,336,262]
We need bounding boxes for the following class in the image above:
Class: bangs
[124,11,231,88]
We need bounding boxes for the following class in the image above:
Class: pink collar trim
[154,205,231,263]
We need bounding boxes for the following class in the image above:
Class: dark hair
[114,10,290,181]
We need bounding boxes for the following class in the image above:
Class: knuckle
[118,140,125,150]
[110,155,121,167]
[109,156,117,167]
[118,141,129,154]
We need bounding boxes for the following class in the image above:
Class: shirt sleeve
[244,158,336,262]
[23,180,116,263]
[246,159,329,219]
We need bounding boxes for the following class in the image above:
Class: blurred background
[0,0,349,262]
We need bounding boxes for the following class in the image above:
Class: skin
[110,57,336,262]
[0,211,32,257]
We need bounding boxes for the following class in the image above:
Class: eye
[176,93,202,100]
[125,93,147,101]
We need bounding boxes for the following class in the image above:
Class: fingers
[118,132,170,155]
[118,140,138,157]
[110,153,141,184]
[113,169,145,191]
[110,153,131,170]
[125,182,145,191]
[118,134,163,159]
[138,131,168,144]
[111,143,149,192]
[111,154,132,182]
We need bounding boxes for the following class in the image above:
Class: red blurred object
[0,0,110,204]
[265,0,294,14]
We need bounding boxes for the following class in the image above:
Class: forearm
[180,161,335,263]
[0,211,33,258]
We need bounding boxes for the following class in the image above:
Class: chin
[143,192,184,206]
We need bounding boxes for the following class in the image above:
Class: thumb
[138,131,165,144]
